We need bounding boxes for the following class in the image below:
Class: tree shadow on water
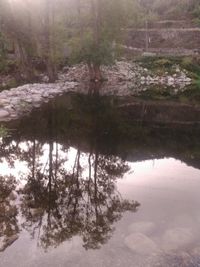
[0,89,140,252]
[19,89,140,251]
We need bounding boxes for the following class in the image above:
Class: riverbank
[0,59,198,122]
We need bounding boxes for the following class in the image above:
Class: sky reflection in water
[0,93,200,266]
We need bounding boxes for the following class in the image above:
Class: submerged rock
[162,228,194,252]
[124,233,159,255]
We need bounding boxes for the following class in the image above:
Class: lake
[0,92,200,267]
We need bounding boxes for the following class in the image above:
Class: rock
[128,221,155,234]
[142,52,156,57]
[167,77,174,83]
[24,98,33,103]
[185,77,192,82]
[162,228,194,252]
[0,109,10,118]
[0,60,193,122]
[32,96,42,103]
[0,99,10,106]
[42,92,50,98]
[146,75,152,81]
[124,233,159,255]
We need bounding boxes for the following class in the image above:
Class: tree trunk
[87,63,103,82]
[15,39,34,81]
[89,0,103,82]
[44,0,57,82]
[93,64,102,81]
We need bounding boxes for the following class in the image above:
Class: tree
[69,0,129,82]
[0,0,36,81]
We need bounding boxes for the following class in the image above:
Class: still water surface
[0,93,200,267]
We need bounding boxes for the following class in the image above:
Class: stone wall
[126,23,200,56]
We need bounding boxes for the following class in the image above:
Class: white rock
[42,92,50,98]
[167,77,174,83]
[23,98,32,103]
[146,75,152,81]
[0,109,10,118]
[184,78,192,82]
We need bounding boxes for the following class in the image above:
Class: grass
[135,56,181,75]
[135,55,200,80]
[133,55,200,104]
[194,75,200,88]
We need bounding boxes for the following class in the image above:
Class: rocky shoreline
[61,61,192,85]
[0,82,79,122]
[0,61,193,122]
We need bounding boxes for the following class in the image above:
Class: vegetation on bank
[138,85,200,103]
[0,125,8,138]
[0,0,200,105]
[0,0,199,84]
[137,56,200,79]
[132,55,200,103]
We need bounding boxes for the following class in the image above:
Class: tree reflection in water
[0,176,19,252]
[0,91,140,251]
[20,141,140,250]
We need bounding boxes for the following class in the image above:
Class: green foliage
[137,56,180,75]
[0,0,199,79]
[191,1,200,25]
[0,125,8,138]
[178,86,200,103]
[181,57,200,78]
[137,56,200,79]
[137,82,200,103]
[0,32,7,73]
[69,33,114,66]
[67,0,139,68]
[139,86,172,100]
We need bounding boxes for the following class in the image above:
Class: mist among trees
[0,0,199,82]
